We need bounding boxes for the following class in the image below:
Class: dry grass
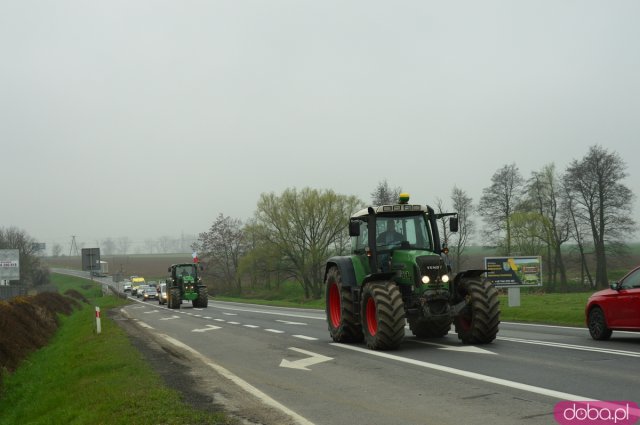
[0,293,79,373]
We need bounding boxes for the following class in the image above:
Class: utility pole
[69,236,79,256]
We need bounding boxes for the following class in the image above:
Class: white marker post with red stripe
[95,306,101,334]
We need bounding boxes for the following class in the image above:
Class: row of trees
[475,145,635,289]
[50,234,197,257]
[193,145,635,297]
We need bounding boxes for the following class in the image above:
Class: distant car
[123,282,132,292]
[158,283,167,305]
[142,287,158,302]
[586,265,640,340]
[136,285,149,298]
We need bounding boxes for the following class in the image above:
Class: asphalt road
[118,293,640,425]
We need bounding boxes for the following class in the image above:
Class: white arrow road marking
[280,347,333,371]
[276,320,307,325]
[414,340,497,355]
[159,315,181,321]
[192,325,222,333]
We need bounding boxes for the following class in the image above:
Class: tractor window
[179,266,193,277]
[375,215,433,250]
[352,220,369,253]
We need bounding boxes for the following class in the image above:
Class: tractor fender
[325,256,357,287]
[453,269,487,283]
[451,269,489,299]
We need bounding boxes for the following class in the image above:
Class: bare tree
[195,214,246,293]
[156,236,172,254]
[101,238,116,255]
[117,237,131,255]
[563,145,636,288]
[370,180,402,205]
[51,243,63,257]
[563,185,594,287]
[478,163,524,254]
[524,164,570,289]
[449,186,475,272]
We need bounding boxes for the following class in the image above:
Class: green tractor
[324,193,500,350]
[166,263,209,309]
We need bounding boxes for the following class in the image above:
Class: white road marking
[265,329,285,334]
[159,335,315,425]
[293,335,318,341]
[276,320,307,325]
[143,310,160,314]
[498,336,640,358]
[214,318,225,322]
[414,340,497,354]
[223,312,238,316]
[280,347,333,370]
[192,325,222,333]
[138,321,154,329]
[244,325,260,328]
[332,343,593,401]
[159,315,181,321]
[227,321,241,325]
[210,303,322,320]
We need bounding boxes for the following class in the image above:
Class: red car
[586,265,640,340]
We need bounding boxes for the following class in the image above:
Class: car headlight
[421,275,430,284]
[441,274,450,283]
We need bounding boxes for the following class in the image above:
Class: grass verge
[0,274,233,425]
[498,291,590,327]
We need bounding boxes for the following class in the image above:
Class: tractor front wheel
[361,282,405,350]
[325,266,363,343]
[168,287,181,309]
[454,278,500,344]
[195,286,209,308]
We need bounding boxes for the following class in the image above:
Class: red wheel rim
[328,283,341,328]
[366,297,378,335]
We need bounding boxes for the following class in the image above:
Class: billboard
[81,248,101,271]
[484,256,542,288]
[0,249,20,280]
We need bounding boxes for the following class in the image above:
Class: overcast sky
[1,1,639,252]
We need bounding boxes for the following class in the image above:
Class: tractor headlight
[441,274,450,283]
[421,275,430,284]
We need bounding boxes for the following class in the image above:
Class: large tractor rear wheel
[325,266,363,343]
[361,282,405,350]
[454,278,500,344]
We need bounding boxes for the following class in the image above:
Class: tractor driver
[377,219,404,247]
